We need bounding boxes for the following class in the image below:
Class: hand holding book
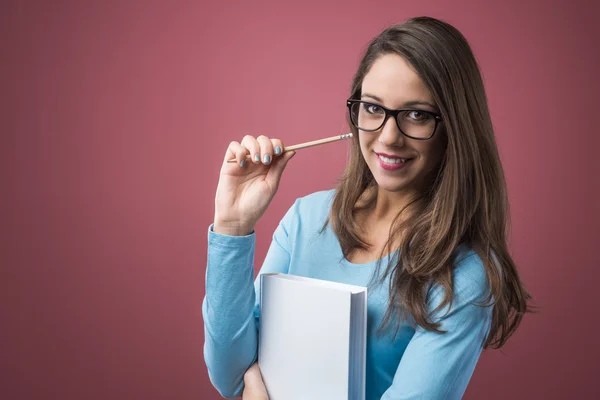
[243,363,269,400]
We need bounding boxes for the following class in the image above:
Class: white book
[258,273,367,400]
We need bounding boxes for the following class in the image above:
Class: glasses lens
[351,102,385,131]
[397,110,436,139]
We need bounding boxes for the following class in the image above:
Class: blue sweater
[202,190,492,399]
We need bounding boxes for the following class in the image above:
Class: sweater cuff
[208,223,256,248]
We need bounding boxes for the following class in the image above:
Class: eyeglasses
[346,99,442,140]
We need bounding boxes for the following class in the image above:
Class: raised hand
[214,135,295,236]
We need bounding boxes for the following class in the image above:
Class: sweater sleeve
[201,200,298,398]
[381,253,494,400]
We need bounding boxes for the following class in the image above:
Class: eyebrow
[361,93,437,110]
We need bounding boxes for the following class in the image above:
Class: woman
[203,16,531,399]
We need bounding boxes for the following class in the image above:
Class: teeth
[379,155,406,164]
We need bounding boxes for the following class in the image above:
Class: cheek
[418,137,446,167]
[358,133,373,156]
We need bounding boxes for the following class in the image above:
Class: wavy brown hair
[327,16,531,349]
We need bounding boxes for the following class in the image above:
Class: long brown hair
[327,16,531,349]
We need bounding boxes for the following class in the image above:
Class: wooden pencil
[226,133,353,163]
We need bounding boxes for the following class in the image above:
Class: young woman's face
[358,53,447,194]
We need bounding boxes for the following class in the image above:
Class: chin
[366,156,425,195]
[372,174,412,193]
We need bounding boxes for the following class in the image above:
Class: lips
[376,152,414,163]
[375,152,413,171]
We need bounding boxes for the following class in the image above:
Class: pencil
[226,133,353,163]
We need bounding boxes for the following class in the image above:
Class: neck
[350,185,419,257]
[371,186,419,223]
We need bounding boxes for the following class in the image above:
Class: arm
[202,200,298,398]
[381,254,493,400]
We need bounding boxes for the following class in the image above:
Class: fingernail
[254,154,260,162]
[240,159,246,167]
[274,146,282,155]
[264,154,271,164]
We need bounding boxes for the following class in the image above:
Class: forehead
[361,53,433,106]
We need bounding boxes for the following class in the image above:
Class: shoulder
[294,189,335,215]
[278,189,335,233]
[452,247,490,302]
[428,246,492,311]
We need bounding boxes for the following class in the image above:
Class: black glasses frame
[346,99,443,140]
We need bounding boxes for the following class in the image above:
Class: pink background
[2,0,599,399]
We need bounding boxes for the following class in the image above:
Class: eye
[363,103,384,115]
[406,110,432,122]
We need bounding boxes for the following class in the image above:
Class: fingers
[256,135,274,165]
[257,136,286,165]
[266,150,296,189]
[226,141,249,167]
[270,138,284,158]
[229,135,285,167]
[241,135,261,164]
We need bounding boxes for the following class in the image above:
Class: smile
[379,155,406,164]
[375,153,413,171]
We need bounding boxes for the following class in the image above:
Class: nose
[378,116,405,147]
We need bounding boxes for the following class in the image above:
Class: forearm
[202,226,259,398]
